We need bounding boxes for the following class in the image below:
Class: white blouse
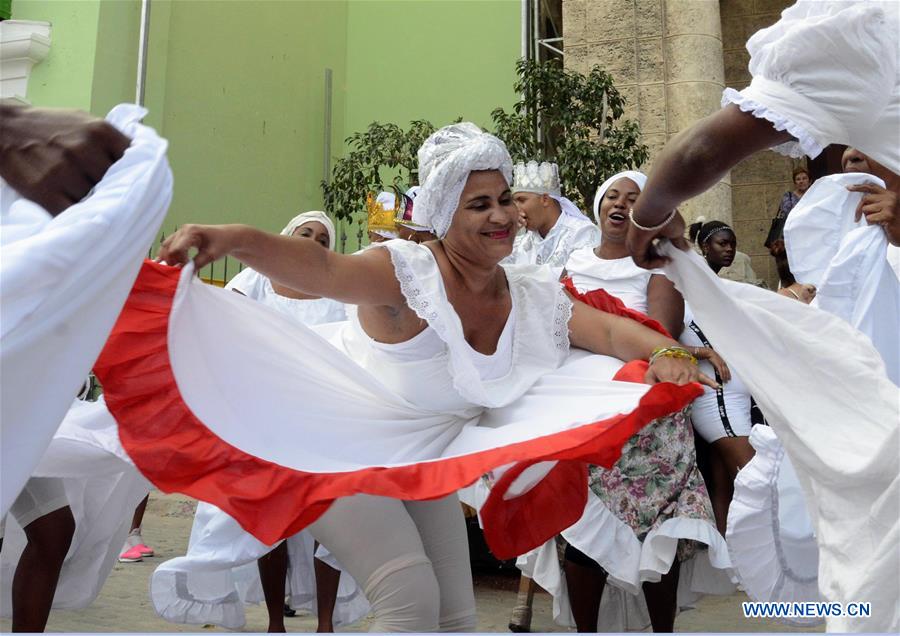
[564,247,662,314]
[226,267,347,326]
[505,214,600,270]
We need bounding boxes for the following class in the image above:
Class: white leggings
[308,493,476,632]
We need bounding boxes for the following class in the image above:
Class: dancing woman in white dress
[146,123,714,632]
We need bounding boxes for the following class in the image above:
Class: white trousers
[308,493,476,632]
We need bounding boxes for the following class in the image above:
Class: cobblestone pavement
[1,492,822,633]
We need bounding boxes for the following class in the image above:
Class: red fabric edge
[95,260,701,557]
[562,277,672,338]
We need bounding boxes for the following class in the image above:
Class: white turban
[413,123,513,238]
[280,210,336,251]
[592,170,647,225]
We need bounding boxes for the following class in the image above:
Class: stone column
[662,0,729,224]
[721,0,800,289]
[563,0,730,224]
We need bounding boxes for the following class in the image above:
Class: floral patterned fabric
[588,406,714,562]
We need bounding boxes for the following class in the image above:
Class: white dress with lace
[95,239,702,627]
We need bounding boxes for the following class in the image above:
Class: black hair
[692,220,734,246]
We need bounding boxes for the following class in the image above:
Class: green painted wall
[148,0,350,273]
[344,0,520,134]
[11,0,101,111]
[339,0,520,252]
[13,0,520,267]
[90,0,141,116]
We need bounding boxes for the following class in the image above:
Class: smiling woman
[97,122,711,633]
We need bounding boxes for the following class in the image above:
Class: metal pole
[135,0,151,106]
[323,68,333,186]
[520,0,528,60]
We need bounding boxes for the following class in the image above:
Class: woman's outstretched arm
[627,104,793,268]
[159,223,404,307]
[567,298,716,388]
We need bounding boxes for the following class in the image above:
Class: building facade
[563,0,801,286]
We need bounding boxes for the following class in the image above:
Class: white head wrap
[592,170,647,225]
[413,123,513,238]
[280,210,336,251]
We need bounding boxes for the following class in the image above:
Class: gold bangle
[649,346,698,366]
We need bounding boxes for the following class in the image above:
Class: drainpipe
[135,0,151,106]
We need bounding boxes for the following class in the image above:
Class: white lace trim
[552,285,572,352]
[381,242,506,406]
[722,87,824,159]
[380,241,570,408]
[385,243,440,325]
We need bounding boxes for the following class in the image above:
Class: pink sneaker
[133,543,154,557]
[118,545,144,563]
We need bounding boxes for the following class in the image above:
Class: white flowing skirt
[0,105,170,515]
[662,244,899,633]
[150,503,368,629]
[93,261,702,561]
[726,425,822,626]
[0,398,149,614]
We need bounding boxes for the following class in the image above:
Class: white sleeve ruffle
[723,0,899,172]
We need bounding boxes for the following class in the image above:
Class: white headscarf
[592,170,647,225]
[280,210,336,251]
[413,123,513,238]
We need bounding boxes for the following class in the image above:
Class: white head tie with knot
[593,170,647,225]
[412,123,513,238]
[281,210,336,251]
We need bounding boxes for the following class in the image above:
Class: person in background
[841,147,900,245]
[691,216,766,287]
[504,161,600,270]
[683,220,761,532]
[566,170,684,336]
[765,167,811,289]
[0,480,75,632]
[117,495,152,562]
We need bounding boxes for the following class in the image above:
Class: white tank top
[565,247,661,314]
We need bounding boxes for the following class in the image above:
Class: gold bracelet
[649,346,698,366]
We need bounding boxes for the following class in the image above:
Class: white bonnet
[412,123,513,238]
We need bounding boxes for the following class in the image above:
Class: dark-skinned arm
[627,104,794,268]
[646,274,684,338]
[0,103,129,216]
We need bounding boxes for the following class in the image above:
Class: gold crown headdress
[366,192,399,234]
